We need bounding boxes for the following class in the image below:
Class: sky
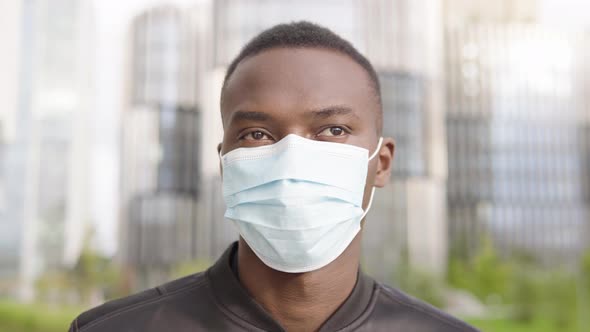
[89,0,589,256]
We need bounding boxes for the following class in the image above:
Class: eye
[241,130,271,141]
[318,126,348,137]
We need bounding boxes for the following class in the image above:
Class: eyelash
[239,130,273,141]
[317,126,351,137]
[239,125,351,141]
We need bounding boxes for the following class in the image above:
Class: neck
[237,235,362,332]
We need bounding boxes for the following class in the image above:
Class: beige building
[0,0,94,301]
[120,4,216,287]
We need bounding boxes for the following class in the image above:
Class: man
[70,22,478,332]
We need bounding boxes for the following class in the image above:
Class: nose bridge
[246,73,317,141]
[278,126,310,141]
[248,82,317,141]
[271,105,314,141]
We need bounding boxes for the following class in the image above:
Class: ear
[217,143,223,176]
[373,137,395,187]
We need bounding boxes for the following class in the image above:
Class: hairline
[221,45,382,104]
[220,45,383,135]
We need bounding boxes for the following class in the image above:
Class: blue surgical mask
[220,134,383,273]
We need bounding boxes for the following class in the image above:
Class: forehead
[221,47,379,123]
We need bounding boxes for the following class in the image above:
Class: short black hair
[221,21,382,109]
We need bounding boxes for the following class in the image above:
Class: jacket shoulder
[69,272,207,332]
[375,283,480,332]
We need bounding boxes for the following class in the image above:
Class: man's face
[220,47,394,210]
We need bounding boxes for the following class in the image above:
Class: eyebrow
[230,110,271,123]
[307,106,359,119]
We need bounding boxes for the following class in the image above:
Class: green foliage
[71,246,122,302]
[36,259,122,306]
[582,250,590,294]
[448,237,590,331]
[506,268,578,329]
[391,249,445,308]
[467,317,577,332]
[506,266,538,323]
[537,272,578,330]
[393,267,445,308]
[448,236,511,304]
[580,250,590,331]
[0,301,80,332]
[36,236,123,305]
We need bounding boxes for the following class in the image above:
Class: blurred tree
[447,234,588,330]
[391,249,445,308]
[578,250,590,331]
[448,235,511,304]
[506,264,538,323]
[36,228,124,306]
[530,272,577,330]
[71,244,120,304]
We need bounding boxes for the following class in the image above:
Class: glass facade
[122,106,201,267]
[379,72,427,177]
[122,6,202,272]
[122,101,215,274]
[131,6,199,107]
[446,25,590,262]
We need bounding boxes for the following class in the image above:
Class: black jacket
[69,243,479,331]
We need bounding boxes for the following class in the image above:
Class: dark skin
[218,47,395,332]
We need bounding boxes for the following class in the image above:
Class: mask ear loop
[368,137,383,161]
[361,137,383,219]
[360,187,376,220]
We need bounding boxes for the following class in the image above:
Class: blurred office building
[360,0,449,278]
[120,5,212,286]
[0,0,23,293]
[444,0,590,263]
[0,0,94,300]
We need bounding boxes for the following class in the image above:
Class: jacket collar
[207,242,375,331]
